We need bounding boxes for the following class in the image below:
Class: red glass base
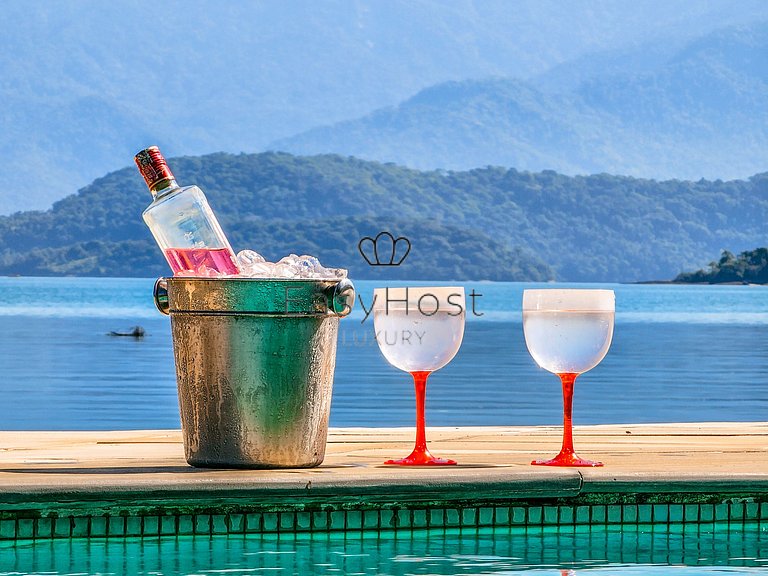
[531,451,603,467]
[384,449,457,466]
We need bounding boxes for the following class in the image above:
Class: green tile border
[1,498,767,541]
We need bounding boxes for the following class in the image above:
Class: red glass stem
[384,370,455,465]
[559,372,578,456]
[412,370,430,455]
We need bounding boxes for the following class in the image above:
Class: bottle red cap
[134,146,175,191]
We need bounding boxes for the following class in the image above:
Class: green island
[0,152,766,282]
[674,248,768,284]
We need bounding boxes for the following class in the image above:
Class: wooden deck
[0,423,766,539]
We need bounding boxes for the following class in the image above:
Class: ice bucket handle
[153,278,170,315]
[328,278,355,317]
[154,276,354,317]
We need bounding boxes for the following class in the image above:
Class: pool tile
[495,507,510,525]
[125,516,142,537]
[72,517,89,538]
[90,516,107,538]
[623,505,638,524]
[142,516,159,536]
[730,502,745,522]
[279,512,295,532]
[699,504,714,522]
[363,510,379,530]
[669,504,684,523]
[653,504,668,523]
[312,511,329,531]
[637,531,653,553]
[761,502,768,520]
[715,504,730,522]
[429,508,444,527]
[607,505,622,524]
[542,506,557,525]
[194,515,211,534]
[512,507,526,525]
[461,508,477,527]
[380,509,395,530]
[528,507,543,525]
[245,513,261,532]
[17,519,34,540]
[108,516,125,537]
[396,509,411,529]
[346,510,363,530]
[479,507,494,526]
[212,515,228,534]
[228,514,244,533]
[0,519,16,540]
[411,509,426,529]
[160,516,177,536]
[53,517,71,538]
[684,504,699,523]
[591,506,606,524]
[178,515,194,535]
[295,512,311,532]
[445,509,460,527]
[558,506,574,525]
[262,512,279,532]
[330,510,346,531]
[668,547,684,565]
[575,506,590,524]
[36,518,53,539]
[638,505,652,524]
[746,502,759,520]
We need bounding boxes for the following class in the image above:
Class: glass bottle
[135,146,239,276]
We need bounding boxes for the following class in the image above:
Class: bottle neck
[135,146,178,197]
[151,178,180,198]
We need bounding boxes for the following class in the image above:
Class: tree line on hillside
[675,248,768,284]
[0,152,766,281]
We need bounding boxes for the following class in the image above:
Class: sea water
[0,277,766,429]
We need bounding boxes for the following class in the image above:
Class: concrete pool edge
[0,423,766,539]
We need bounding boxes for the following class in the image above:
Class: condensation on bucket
[155,277,354,469]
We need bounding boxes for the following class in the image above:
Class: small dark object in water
[109,326,145,338]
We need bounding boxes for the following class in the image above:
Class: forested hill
[0,152,766,282]
[675,248,768,284]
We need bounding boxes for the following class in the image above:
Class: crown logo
[358,232,411,266]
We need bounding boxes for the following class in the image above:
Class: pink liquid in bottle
[165,247,239,276]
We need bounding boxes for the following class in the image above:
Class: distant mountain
[3,1,768,214]
[272,22,768,181]
[0,152,766,282]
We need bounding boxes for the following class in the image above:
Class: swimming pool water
[2,523,767,575]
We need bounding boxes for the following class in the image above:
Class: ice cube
[232,249,347,280]
[248,262,276,277]
[290,255,316,278]
[236,250,267,277]
[237,250,266,267]
[297,255,321,268]
[277,254,300,267]
[274,263,299,278]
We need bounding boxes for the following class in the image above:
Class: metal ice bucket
[153,277,354,469]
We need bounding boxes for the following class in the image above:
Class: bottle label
[135,146,175,190]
